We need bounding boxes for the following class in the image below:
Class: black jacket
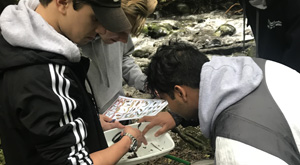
[239,0,300,72]
[0,35,108,164]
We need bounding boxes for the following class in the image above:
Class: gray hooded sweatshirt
[81,38,146,114]
[0,0,81,62]
[198,56,263,138]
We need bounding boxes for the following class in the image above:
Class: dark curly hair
[146,40,209,99]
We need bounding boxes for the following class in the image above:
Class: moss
[0,138,5,165]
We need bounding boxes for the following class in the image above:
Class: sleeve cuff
[168,111,183,126]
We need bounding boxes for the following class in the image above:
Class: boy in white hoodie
[0,0,146,164]
[141,41,300,164]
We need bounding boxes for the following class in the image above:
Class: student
[81,0,157,129]
[238,0,300,73]
[140,41,300,164]
[0,0,146,164]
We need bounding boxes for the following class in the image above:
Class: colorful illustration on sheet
[103,96,168,121]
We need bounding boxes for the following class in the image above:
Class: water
[132,10,254,57]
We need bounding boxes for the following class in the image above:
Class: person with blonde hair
[122,0,157,36]
[81,0,158,130]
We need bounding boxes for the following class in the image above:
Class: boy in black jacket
[0,0,146,164]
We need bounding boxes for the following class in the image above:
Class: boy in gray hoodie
[81,0,157,130]
[140,41,300,164]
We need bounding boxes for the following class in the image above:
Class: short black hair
[146,40,209,99]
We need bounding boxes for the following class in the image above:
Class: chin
[103,40,114,44]
[102,40,111,44]
[176,111,198,121]
[186,112,199,121]
[181,114,193,121]
[185,116,198,121]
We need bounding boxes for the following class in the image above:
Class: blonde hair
[122,0,157,36]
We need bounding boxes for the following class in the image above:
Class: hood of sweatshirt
[0,0,81,66]
[198,56,263,138]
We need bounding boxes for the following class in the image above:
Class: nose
[95,24,106,35]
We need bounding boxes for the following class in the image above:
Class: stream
[125,10,255,98]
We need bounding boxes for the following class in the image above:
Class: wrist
[122,135,132,151]
[123,132,138,152]
[168,111,183,126]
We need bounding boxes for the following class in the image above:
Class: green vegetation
[0,138,5,165]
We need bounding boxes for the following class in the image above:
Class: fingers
[154,126,169,137]
[99,114,113,122]
[143,122,169,137]
[112,121,125,129]
[136,130,147,146]
[139,116,157,135]
[124,126,147,146]
[140,112,177,136]
[141,121,156,135]
[104,121,124,131]
[100,114,124,131]
[138,115,154,123]
[123,126,139,136]
[141,134,148,145]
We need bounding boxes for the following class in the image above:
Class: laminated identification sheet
[103,96,168,121]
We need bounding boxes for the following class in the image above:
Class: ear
[56,0,70,15]
[174,85,188,102]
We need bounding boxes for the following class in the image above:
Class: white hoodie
[198,56,263,138]
[0,0,81,62]
[199,56,300,164]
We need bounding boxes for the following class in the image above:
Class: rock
[214,23,236,37]
[152,11,161,19]
[198,18,206,23]
[177,3,191,15]
[132,49,152,58]
[134,58,151,72]
[123,84,152,99]
[210,39,222,47]
[148,26,170,39]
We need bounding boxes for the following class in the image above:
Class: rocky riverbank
[125,8,256,100]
